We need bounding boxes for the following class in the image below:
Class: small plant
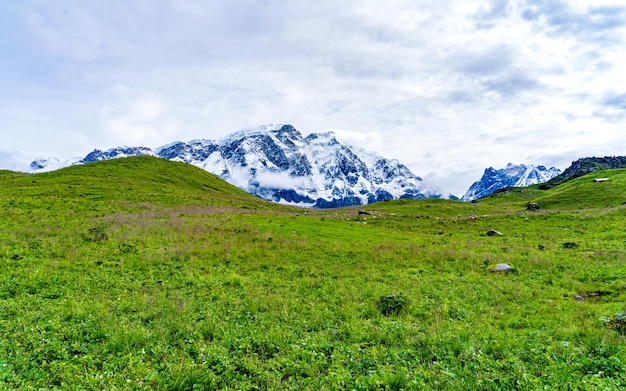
[384,372,408,391]
[83,226,108,242]
[602,312,626,335]
[377,293,408,316]
[118,243,136,254]
[83,226,109,242]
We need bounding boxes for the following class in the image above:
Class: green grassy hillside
[0,156,262,207]
[1,158,626,390]
[481,168,626,210]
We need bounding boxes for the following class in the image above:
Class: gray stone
[526,202,542,211]
[487,229,503,236]
[491,263,514,273]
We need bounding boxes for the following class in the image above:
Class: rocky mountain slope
[539,156,626,190]
[30,124,445,208]
[462,163,561,201]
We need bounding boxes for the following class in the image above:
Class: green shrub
[118,243,136,254]
[83,226,108,242]
[377,293,408,316]
[562,242,579,249]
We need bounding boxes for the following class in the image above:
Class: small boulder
[575,295,584,301]
[490,263,515,273]
[526,202,542,211]
[487,229,503,236]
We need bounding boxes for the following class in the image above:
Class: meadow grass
[1,157,626,389]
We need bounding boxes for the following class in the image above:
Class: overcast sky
[1,0,625,196]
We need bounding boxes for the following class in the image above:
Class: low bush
[83,226,108,242]
[377,293,408,316]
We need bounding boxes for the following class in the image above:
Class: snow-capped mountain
[30,157,63,171]
[462,163,561,201]
[79,146,156,164]
[30,124,444,208]
[29,147,156,173]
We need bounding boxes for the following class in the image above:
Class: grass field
[1,157,626,390]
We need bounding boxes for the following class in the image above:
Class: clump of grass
[384,372,408,391]
[377,293,408,316]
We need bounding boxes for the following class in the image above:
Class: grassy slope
[1,158,626,390]
[0,156,261,207]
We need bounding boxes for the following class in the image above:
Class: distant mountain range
[27,123,624,206]
[462,163,561,201]
[30,124,447,208]
[462,156,626,201]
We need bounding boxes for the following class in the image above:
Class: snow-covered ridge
[30,124,446,208]
[30,156,81,172]
[462,163,561,201]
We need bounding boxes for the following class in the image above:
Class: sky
[1,0,626,196]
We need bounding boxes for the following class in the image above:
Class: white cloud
[1,0,626,197]
[0,150,29,172]
[222,166,250,190]
[254,171,307,190]
[99,86,175,147]
[331,129,386,154]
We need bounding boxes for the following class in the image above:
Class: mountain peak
[463,163,560,201]
[30,124,443,208]
[304,131,340,147]
[224,123,292,141]
[79,146,155,164]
